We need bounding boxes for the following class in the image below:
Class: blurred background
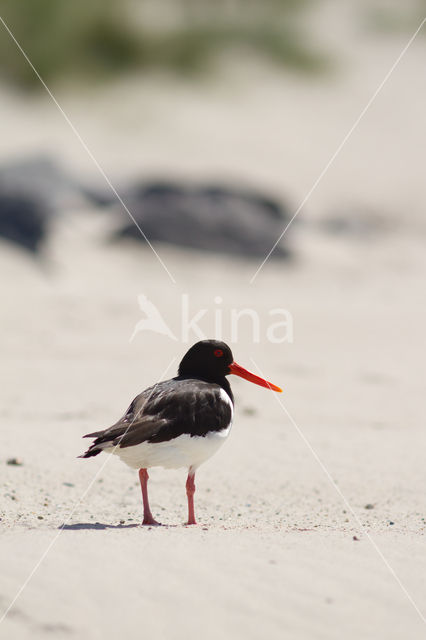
[0,0,425,257]
[0,0,425,397]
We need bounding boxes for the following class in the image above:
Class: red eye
[214,349,223,357]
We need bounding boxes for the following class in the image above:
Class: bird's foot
[142,517,162,526]
[185,518,197,526]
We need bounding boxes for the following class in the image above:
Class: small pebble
[389,521,395,525]
[364,504,375,510]
[38,515,44,520]
[7,458,23,466]
[63,482,74,488]
[353,536,360,541]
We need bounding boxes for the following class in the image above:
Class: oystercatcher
[80,340,281,525]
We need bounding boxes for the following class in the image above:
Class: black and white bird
[80,340,281,525]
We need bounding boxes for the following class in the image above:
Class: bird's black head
[177,340,282,393]
[178,340,233,382]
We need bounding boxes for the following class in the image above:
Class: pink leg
[139,468,160,526]
[186,470,197,525]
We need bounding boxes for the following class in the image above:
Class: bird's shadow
[59,522,178,531]
[59,522,140,531]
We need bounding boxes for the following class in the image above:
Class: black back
[81,341,235,456]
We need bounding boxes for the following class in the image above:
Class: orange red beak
[229,362,282,392]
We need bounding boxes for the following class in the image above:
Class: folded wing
[79,377,232,458]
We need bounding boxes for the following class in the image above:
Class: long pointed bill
[229,362,282,392]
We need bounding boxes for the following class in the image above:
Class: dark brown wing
[80,377,232,458]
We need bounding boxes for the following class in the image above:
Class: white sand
[1,4,426,638]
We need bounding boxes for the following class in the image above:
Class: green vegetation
[0,0,325,89]
[364,0,426,34]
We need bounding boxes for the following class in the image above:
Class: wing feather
[80,377,232,458]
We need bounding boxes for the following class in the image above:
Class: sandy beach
[2,218,426,638]
[1,3,426,638]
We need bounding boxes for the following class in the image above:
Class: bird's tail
[78,446,102,459]
[78,430,113,459]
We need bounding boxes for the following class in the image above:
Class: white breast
[109,388,234,471]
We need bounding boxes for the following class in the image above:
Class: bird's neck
[219,377,234,404]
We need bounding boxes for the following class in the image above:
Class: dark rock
[82,180,186,208]
[0,156,89,253]
[0,194,47,252]
[364,503,375,510]
[0,159,293,258]
[113,182,291,258]
[0,156,87,211]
